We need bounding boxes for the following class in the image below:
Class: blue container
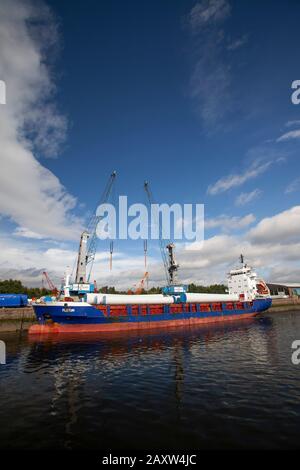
[0,294,28,308]
[20,294,28,306]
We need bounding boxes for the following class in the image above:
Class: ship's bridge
[227,264,269,301]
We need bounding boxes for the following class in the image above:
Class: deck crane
[144,181,185,298]
[75,171,116,285]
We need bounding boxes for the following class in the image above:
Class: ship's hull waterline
[29,298,272,334]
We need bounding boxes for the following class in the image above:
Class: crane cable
[144,181,170,286]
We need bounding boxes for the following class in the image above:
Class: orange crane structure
[128,271,149,295]
[42,271,59,296]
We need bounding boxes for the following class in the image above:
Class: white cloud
[285,120,300,128]
[0,234,160,289]
[0,0,82,241]
[207,160,271,195]
[285,178,300,194]
[178,206,300,284]
[0,237,77,286]
[188,0,231,32]
[180,238,300,284]
[185,0,243,130]
[227,35,248,51]
[235,189,262,206]
[205,213,255,231]
[248,206,300,245]
[190,59,232,129]
[13,226,45,240]
[105,207,300,285]
[267,266,300,284]
[2,206,300,288]
[277,129,300,142]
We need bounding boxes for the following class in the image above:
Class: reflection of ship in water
[26,319,264,447]
[2,311,300,450]
[50,359,85,449]
[173,341,184,412]
[27,318,260,355]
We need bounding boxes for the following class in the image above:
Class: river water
[0,311,299,450]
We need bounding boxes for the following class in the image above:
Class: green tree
[0,279,51,298]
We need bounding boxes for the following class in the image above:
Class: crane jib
[75,171,117,284]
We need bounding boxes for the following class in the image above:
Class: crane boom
[42,271,59,295]
[75,171,116,283]
[144,181,179,286]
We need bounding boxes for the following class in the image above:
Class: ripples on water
[0,312,300,450]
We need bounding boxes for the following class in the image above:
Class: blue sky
[47,0,300,214]
[0,0,300,287]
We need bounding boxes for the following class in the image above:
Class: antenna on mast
[109,241,114,271]
[144,240,148,269]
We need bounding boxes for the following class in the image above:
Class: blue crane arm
[85,171,116,280]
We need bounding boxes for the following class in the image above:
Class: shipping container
[0,294,28,308]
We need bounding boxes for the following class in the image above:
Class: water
[0,312,300,450]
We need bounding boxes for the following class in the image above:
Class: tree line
[98,283,227,294]
[0,279,50,298]
[0,279,227,297]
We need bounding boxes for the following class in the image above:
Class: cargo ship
[29,258,271,334]
[28,173,272,335]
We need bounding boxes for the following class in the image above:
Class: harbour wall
[268,298,300,313]
[0,307,35,332]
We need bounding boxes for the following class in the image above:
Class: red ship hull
[29,311,257,335]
